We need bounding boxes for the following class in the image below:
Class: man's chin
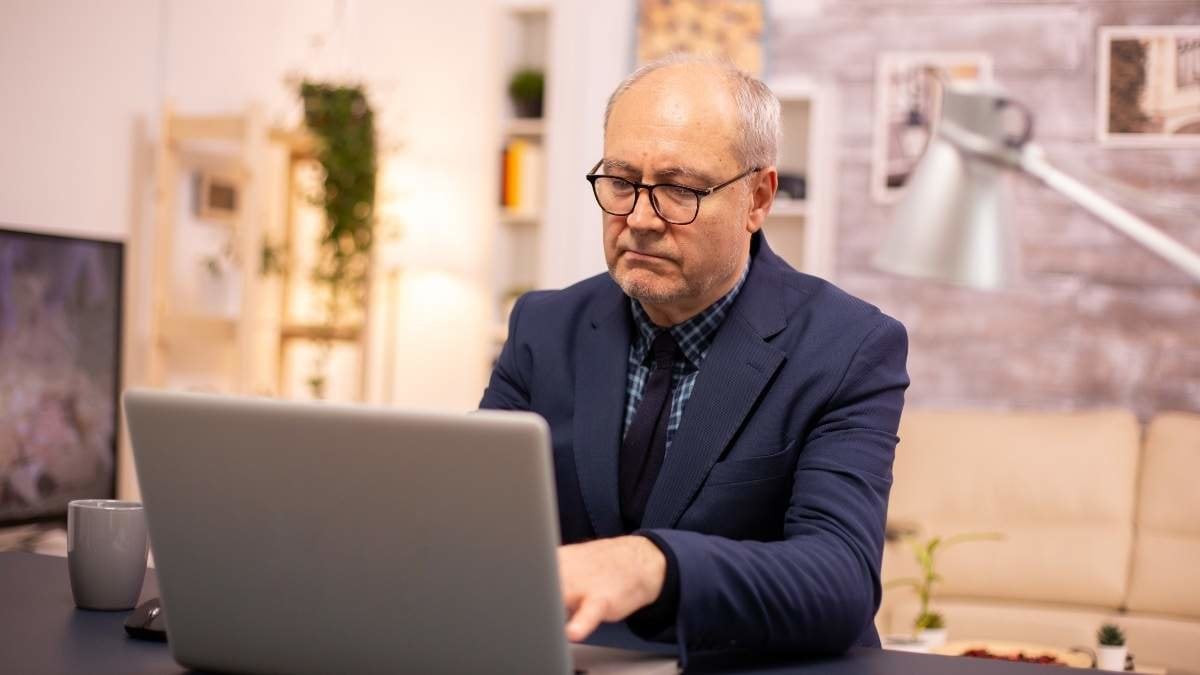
[611,269,687,305]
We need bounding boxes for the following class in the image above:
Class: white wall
[0,0,160,239]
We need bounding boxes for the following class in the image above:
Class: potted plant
[915,611,947,648]
[886,531,1003,646]
[508,68,545,118]
[1096,623,1127,671]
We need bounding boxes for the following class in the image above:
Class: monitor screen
[0,226,123,525]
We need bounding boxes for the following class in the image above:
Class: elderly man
[480,55,908,655]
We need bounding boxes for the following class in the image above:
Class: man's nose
[626,187,666,233]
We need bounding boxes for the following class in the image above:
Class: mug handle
[995,97,1035,148]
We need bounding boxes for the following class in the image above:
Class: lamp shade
[873,84,1021,290]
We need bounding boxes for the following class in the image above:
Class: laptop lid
[123,388,571,675]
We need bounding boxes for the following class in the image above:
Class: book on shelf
[499,138,543,217]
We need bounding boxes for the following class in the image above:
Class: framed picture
[635,0,766,76]
[871,52,993,204]
[1098,25,1200,146]
[193,169,241,222]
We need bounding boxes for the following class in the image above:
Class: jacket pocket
[704,438,800,487]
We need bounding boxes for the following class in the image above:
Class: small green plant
[886,531,1003,633]
[1097,623,1126,647]
[507,68,545,117]
[915,611,945,631]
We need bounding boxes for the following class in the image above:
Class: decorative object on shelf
[1098,26,1200,146]
[298,81,377,398]
[259,236,288,278]
[636,0,765,76]
[507,68,545,119]
[885,531,1004,641]
[193,169,241,222]
[873,78,1200,289]
[776,172,806,201]
[1096,623,1128,671]
[871,52,992,204]
[499,138,543,214]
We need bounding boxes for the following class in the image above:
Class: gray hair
[603,53,780,169]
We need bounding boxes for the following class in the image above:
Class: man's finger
[565,596,607,643]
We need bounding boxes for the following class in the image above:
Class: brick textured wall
[771,0,1200,419]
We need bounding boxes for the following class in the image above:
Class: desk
[1,552,1071,674]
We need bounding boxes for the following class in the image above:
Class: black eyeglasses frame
[584,160,761,225]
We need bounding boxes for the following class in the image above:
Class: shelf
[160,313,238,342]
[771,198,808,219]
[279,324,363,342]
[269,127,317,157]
[500,210,541,226]
[505,118,545,137]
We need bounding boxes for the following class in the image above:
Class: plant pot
[918,628,948,649]
[512,97,543,119]
[1095,645,1127,671]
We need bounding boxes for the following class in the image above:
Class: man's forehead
[600,157,718,184]
[604,66,741,176]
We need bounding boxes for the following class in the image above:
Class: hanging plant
[298,81,377,397]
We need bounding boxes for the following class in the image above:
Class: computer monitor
[0,225,123,525]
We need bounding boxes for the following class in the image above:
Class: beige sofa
[876,409,1200,673]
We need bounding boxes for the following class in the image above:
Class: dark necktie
[619,331,680,531]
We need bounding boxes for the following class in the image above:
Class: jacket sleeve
[643,315,909,655]
[479,294,532,411]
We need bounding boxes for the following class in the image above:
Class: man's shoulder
[512,272,622,326]
[755,245,901,335]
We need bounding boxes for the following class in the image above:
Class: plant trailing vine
[298,80,377,397]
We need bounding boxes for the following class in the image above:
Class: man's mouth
[623,249,672,263]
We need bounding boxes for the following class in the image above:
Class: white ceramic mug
[67,499,149,610]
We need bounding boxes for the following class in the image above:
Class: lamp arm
[1018,145,1200,283]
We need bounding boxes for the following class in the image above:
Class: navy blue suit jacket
[479,232,909,655]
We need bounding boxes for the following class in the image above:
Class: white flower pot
[918,628,948,649]
[1096,645,1127,671]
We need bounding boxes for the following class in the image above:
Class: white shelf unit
[762,79,838,281]
[492,3,551,351]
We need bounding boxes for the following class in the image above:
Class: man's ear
[746,166,778,234]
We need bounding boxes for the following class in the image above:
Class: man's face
[601,66,761,322]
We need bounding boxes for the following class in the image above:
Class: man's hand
[558,535,667,642]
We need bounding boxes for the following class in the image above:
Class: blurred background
[1,1,1198,670]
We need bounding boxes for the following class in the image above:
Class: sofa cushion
[1117,612,1200,674]
[1126,412,1200,619]
[884,595,1111,651]
[886,409,1140,609]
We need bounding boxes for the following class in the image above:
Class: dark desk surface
[1,551,1071,674]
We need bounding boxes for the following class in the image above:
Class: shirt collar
[629,260,751,369]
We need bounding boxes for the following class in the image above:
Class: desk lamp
[873,81,1200,288]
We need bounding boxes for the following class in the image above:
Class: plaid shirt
[623,262,750,451]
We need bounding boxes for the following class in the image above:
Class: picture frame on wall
[871,52,993,204]
[635,0,766,76]
[1098,25,1200,147]
[193,169,241,222]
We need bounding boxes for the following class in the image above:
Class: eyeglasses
[585,160,760,225]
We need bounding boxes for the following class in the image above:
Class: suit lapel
[641,233,789,529]
[572,284,631,538]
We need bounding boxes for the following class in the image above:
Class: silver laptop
[123,389,677,675]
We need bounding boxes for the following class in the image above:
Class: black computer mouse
[124,597,168,642]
